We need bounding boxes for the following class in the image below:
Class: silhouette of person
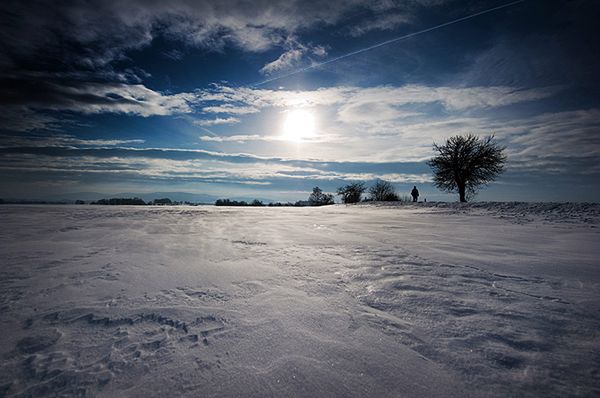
[411,186,419,202]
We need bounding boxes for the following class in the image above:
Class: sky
[1,0,599,202]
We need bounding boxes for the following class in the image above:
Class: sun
[283,109,315,141]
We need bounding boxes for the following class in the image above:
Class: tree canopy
[337,182,366,204]
[369,179,399,201]
[308,187,334,206]
[427,134,506,202]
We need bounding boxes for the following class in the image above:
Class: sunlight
[282,109,315,141]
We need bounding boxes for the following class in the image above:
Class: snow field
[1,204,598,397]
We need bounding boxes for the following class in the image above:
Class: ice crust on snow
[0,203,599,397]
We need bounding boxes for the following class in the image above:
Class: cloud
[2,81,557,126]
[0,134,145,148]
[0,0,405,70]
[0,144,432,186]
[197,84,559,114]
[162,49,184,61]
[0,0,404,130]
[193,117,241,126]
[336,102,422,125]
[503,109,600,162]
[338,107,600,170]
[259,41,328,76]
[200,135,281,143]
[2,76,556,135]
[196,84,345,108]
[201,105,259,115]
[0,110,65,133]
[0,80,195,117]
[260,48,306,75]
[311,45,327,57]
[189,83,568,165]
[194,85,596,172]
[348,13,411,37]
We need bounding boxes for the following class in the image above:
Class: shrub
[308,187,334,206]
[336,182,366,204]
[369,180,398,201]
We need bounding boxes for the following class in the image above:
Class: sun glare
[283,109,315,141]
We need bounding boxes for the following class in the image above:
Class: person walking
[411,186,419,202]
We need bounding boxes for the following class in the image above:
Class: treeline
[0,197,199,205]
[0,199,72,205]
[215,198,312,207]
[91,197,146,205]
[90,197,197,205]
[215,199,266,207]
[215,179,410,207]
[337,180,411,204]
[302,180,409,205]
[3,179,410,208]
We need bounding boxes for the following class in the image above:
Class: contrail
[253,0,525,86]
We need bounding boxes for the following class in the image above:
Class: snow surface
[1,203,599,397]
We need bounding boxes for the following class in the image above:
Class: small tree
[337,182,366,204]
[369,179,399,201]
[427,134,506,202]
[308,187,334,206]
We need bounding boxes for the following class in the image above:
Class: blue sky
[1,0,599,202]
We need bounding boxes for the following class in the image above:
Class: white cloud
[260,48,305,75]
[200,135,281,142]
[196,84,559,114]
[337,102,422,126]
[0,151,432,185]
[190,83,567,165]
[259,41,328,76]
[202,105,259,115]
[8,82,558,123]
[503,109,600,161]
[348,13,411,37]
[311,45,327,57]
[193,117,241,126]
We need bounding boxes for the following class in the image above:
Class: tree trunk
[458,184,467,202]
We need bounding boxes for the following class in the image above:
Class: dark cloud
[0,77,196,126]
[0,0,417,70]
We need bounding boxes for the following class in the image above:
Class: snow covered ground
[1,203,599,397]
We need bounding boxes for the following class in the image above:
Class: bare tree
[308,187,334,206]
[369,179,399,201]
[427,134,506,202]
[337,182,366,204]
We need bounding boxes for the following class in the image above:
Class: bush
[153,198,172,205]
[92,197,146,205]
[215,199,265,206]
[337,182,366,204]
[308,187,334,206]
[215,199,246,206]
[369,180,398,201]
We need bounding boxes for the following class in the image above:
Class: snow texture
[1,203,599,397]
